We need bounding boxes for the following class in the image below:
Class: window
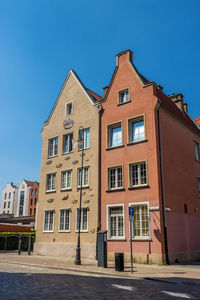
[4,193,7,199]
[130,204,149,239]
[34,208,36,215]
[30,208,32,216]
[31,189,34,196]
[108,123,122,148]
[19,191,24,216]
[43,210,54,232]
[108,206,124,238]
[31,198,33,205]
[78,128,90,150]
[198,178,200,197]
[63,133,73,153]
[78,167,89,187]
[130,162,147,187]
[129,116,145,143]
[76,208,88,231]
[35,198,37,205]
[35,189,38,196]
[66,102,73,116]
[8,202,10,209]
[108,167,123,190]
[48,137,58,157]
[46,173,56,191]
[194,141,200,162]
[3,202,6,209]
[9,192,11,199]
[119,89,129,104]
[61,170,72,189]
[59,209,70,231]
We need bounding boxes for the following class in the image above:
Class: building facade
[28,182,39,217]
[100,50,200,264]
[0,183,18,215]
[15,180,35,217]
[34,70,102,258]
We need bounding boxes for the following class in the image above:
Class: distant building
[28,181,39,217]
[0,183,18,215]
[15,180,36,217]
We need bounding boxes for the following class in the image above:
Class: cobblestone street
[1,262,200,299]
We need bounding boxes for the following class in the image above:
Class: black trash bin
[115,253,124,271]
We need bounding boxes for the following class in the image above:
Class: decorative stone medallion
[63,118,74,130]
[47,199,53,203]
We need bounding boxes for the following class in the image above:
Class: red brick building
[28,182,39,217]
[100,50,200,264]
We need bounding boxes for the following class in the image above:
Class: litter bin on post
[115,253,124,271]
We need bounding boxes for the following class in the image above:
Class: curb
[0,259,138,279]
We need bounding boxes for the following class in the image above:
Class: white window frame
[78,128,90,150]
[108,123,122,148]
[194,141,200,162]
[107,204,125,240]
[77,167,89,188]
[129,202,150,240]
[129,162,147,187]
[43,210,54,232]
[59,209,70,232]
[75,208,88,232]
[46,173,56,192]
[61,170,72,190]
[129,116,145,143]
[65,101,73,116]
[108,166,123,190]
[48,137,58,157]
[119,89,129,104]
[63,133,73,154]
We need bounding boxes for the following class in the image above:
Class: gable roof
[24,180,35,186]
[44,69,102,126]
[155,88,200,136]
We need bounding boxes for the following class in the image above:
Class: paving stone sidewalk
[0,253,200,283]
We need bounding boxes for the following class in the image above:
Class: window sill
[117,100,132,106]
[132,238,152,242]
[62,151,74,156]
[58,230,70,233]
[77,186,89,190]
[78,147,90,152]
[128,185,149,190]
[106,145,124,151]
[61,188,72,192]
[75,230,88,233]
[106,188,125,193]
[43,231,54,233]
[46,190,56,194]
[47,155,58,159]
[127,139,148,146]
[107,237,126,241]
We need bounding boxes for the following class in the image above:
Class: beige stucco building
[34,70,102,259]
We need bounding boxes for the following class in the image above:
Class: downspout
[96,104,102,260]
[156,100,169,265]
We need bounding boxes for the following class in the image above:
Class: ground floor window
[59,209,70,231]
[44,210,54,232]
[130,204,149,239]
[76,208,88,231]
[108,205,124,238]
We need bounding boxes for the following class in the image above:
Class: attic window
[66,102,73,116]
[119,89,129,104]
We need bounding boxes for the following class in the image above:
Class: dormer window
[119,89,129,104]
[66,101,73,116]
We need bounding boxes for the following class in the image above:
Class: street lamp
[75,126,84,265]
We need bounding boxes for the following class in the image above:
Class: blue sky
[0,0,200,199]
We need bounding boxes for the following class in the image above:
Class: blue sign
[129,207,134,216]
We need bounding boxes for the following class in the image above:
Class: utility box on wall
[97,230,107,268]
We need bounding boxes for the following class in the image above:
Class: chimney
[116,50,133,67]
[169,93,185,113]
[194,117,200,127]
[103,86,109,97]
[183,103,188,113]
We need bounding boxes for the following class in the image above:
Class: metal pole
[28,235,31,255]
[18,235,21,255]
[75,139,84,265]
[130,220,133,274]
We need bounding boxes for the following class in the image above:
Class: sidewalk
[0,253,200,284]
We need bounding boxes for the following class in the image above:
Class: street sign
[129,207,134,221]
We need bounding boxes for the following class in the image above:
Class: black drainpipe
[157,100,169,265]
